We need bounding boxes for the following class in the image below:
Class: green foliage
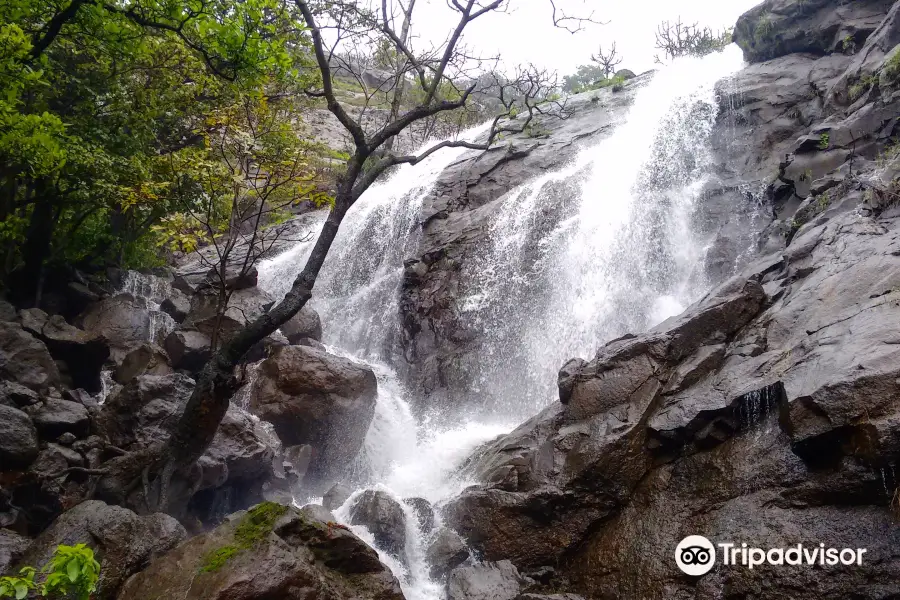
[849,75,876,102]
[755,13,775,41]
[842,35,857,55]
[0,0,319,291]
[0,545,100,600]
[881,47,900,87]
[818,133,830,151]
[817,192,830,211]
[565,74,627,95]
[0,567,36,600]
[40,544,101,600]
[200,502,288,573]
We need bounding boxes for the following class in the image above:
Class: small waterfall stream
[256,47,747,600]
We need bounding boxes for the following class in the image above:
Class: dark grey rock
[0,322,60,391]
[427,527,470,579]
[113,343,172,384]
[281,305,323,343]
[404,496,435,532]
[349,490,408,559]
[163,329,211,373]
[0,405,39,468]
[323,483,353,511]
[0,529,30,574]
[27,399,90,439]
[447,560,522,600]
[250,345,377,488]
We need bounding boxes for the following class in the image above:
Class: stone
[348,490,408,559]
[0,380,39,407]
[404,496,435,532]
[96,374,274,522]
[20,308,110,393]
[0,405,39,469]
[113,342,173,384]
[117,503,405,600]
[322,483,353,511]
[15,500,186,599]
[0,529,30,574]
[734,0,894,63]
[447,560,522,600]
[426,527,470,579]
[0,322,60,391]
[27,399,90,439]
[77,293,171,356]
[159,289,190,323]
[184,287,274,344]
[163,329,211,373]
[280,305,323,343]
[250,345,377,486]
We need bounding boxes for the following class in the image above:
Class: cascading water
[255,47,746,600]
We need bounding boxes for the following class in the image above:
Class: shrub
[0,545,101,600]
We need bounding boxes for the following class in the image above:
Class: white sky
[407,0,762,75]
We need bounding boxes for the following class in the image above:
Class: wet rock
[0,405,39,468]
[20,308,109,393]
[516,595,585,600]
[96,374,274,522]
[349,490,408,559]
[16,500,186,600]
[0,380,39,407]
[113,342,172,384]
[405,496,435,532]
[323,483,353,511]
[184,287,274,344]
[77,293,170,357]
[426,527,470,579]
[163,329,211,373]
[159,289,190,323]
[281,304,323,343]
[734,0,893,63]
[0,529,30,574]
[117,503,405,600]
[27,398,90,439]
[447,560,523,600]
[0,322,60,391]
[250,345,377,486]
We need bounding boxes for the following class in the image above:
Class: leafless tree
[96,0,597,513]
[654,17,732,64]
[591,42,622,79]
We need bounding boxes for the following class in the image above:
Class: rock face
[15,500,186,600]
[117,503,406,600]
[426,527,470,579]
[281,305,323,343]
[250,345,377,487]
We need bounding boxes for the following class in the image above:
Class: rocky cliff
[431,0,900,597]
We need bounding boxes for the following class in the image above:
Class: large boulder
[447,561,523,600]
[348,490,408,559]
[734,0,894,63]
[0,529,30,574]
[281,305,323,343]
[20,308,109,393]
[77,293,174,360]
[26,398,91,439]
[117,503,406,600]
[250,345,377,486]
[112,342,172,384]
[426,527,470,579]
[184,287,274,343]
[0,405,39,468]
[0,322,60,391]
[15,500,186,599]
[96,374,275,522]
[164,328,211,373]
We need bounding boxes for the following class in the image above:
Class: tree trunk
[383,0,416,153]
[164,197,351,469]
[19,188,55,307]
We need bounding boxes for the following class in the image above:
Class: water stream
[256,47,747,600]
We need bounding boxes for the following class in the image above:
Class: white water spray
[256,48,746,600]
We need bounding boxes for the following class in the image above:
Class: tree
[0,0,309,306]
[89,0,597,512]
[653,18,733,64]
[591,42,622,80]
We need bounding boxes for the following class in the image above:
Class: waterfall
[255,47,746,600]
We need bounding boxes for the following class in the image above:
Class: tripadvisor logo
[675,535,867,575]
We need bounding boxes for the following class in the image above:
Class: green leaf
[13,583,26,600]
[67,558,80,583]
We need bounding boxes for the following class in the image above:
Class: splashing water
[256,48,747,600]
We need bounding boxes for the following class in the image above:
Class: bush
[0,544,101,600]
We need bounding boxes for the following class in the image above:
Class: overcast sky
[408,0,762,75]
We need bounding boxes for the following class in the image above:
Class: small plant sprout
[818,133,831,150]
